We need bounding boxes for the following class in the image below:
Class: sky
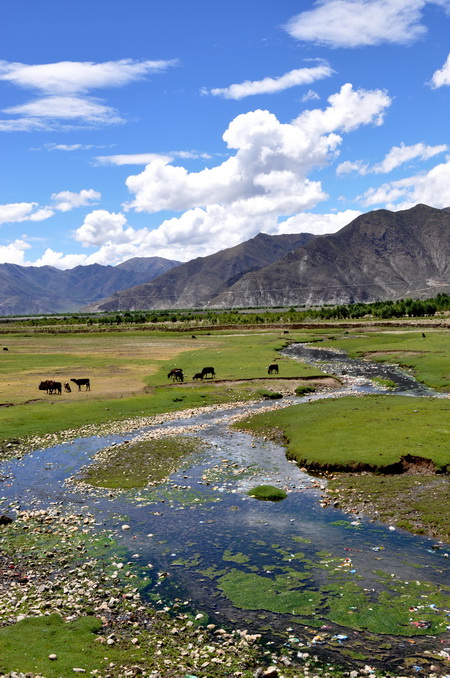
[1,0,450,269]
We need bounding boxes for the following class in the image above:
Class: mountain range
[0,204,449,315]
[85,204,450,312]
[0,256,180,316]
[83,232,314,312]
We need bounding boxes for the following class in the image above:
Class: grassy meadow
[0,327,325,446]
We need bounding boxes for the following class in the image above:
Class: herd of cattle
[167,366,216,382]
[39,363,279,394]
[167,363,279,382]
[38,378,91,395]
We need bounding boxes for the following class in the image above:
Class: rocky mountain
[82,232,315,311]
[0,256,180,316]
[212,204,450,307]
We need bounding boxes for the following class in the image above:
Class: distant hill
[0,256,181,315]
[82,232,315,312]
[212,204,450,307]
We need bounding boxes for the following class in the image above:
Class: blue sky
[1,0,450,268]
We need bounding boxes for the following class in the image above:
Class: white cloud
[0,202,53,224]
[94,151,212,166]
[0,59,177,131]
[94,153,172,166]
[302,89,320,102]
[4,95,122,124]
[51,189,101,212]
[284,0,450,48]
[294,83,391,134]
[337,142,447,175]
[31,249,89,269]
[75,210,136,247]
[360,158,450,208]
[0,239,31,265]
[46,143,95,151]
[275,209,361,235]
[0,59,177,94]
[202,64,333,99]
[429,53,450,88]
[336,160,369,175]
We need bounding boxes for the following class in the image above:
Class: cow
[39,380,62,395]
[201,366,215,379]
[64,382,72,393]
[3,347,8,351]
[268,363,279,375]
[193,372,203,380]
[168,368,184,382]
[71,378,91,391]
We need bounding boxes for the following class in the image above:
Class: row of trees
[6,293,450,328]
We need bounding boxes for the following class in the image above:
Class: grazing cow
[201,366,215,379]
[39,380,62,395]
[268,363,279,375]
[193,372,203,380]
[3,347,8,351]
[71,378,90,391]
[64,382,72,393]
[167,368,184,382]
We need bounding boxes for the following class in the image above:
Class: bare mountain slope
[83,232,315,311]
[212,204,450,308]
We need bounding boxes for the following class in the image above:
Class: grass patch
[79,435,203,489]
[295,385,316,396]
[236,395,450,472]
[0,614,130,677]
[247,485,288,501]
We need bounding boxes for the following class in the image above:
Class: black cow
[168,368,184,382]
[71,378,91,391]
[39,380,62,395]
[201,367,215,379]
[268,363,279,375]
[64,382,72,393]
[193,372,203,380]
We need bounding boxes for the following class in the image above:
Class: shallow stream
[1,344,450,674]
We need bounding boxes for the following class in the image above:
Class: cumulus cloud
[337,142,447,175]
[429,53,450,88]
[0,202,53,224]
[75,210,137,247]
[202,64,333,99]
[360,158,450,208]
[0,58,177,131]
[0,239,31,265]
[275,209,361,235]
[124,85,390,219]
[51,189,101,212]
[284,0,450,48]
